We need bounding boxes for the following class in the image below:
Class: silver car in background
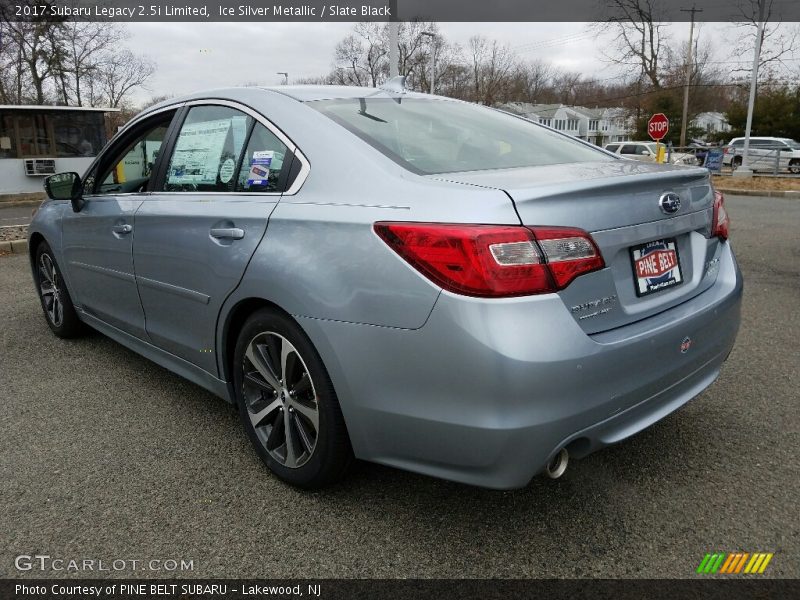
[29,83,742,489]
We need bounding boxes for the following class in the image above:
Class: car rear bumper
[299,241,743,489]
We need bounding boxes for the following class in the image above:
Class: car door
[61,109,179,338]
[132,101,296,375]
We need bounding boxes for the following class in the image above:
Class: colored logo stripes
[696,552,774,574]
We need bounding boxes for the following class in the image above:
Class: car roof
[140,85,441,119]
[260,85,430,102]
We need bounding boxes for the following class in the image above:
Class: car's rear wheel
[233,308,352,489]
[731,156,743,170]
[789,159,800,174]
[34,242,85,338]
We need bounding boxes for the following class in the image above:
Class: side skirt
[77,309,233,403]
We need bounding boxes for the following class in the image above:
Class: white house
[691,112,731,138]
[498,102,632,146]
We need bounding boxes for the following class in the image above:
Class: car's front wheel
[34,241,85,338]
[789,159,800,174]
[233,309,353,489]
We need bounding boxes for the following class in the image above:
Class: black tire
[33,241,86,338]
[789,159,800,174]
[732,156,743,169]
[233,308,353,489]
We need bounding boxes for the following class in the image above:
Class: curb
[0,199,43,208]
[716,188,800,198]
[0,239,28,255]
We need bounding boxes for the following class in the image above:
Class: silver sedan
[29,82,742,489]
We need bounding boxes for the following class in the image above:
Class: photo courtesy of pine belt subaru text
[29,82,742,489]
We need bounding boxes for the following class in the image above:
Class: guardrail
[665,145,800,177]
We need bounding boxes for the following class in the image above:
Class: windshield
[309,98,612,174]
[781,139,800,149]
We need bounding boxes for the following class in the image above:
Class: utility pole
[735,0,766,178]
[679,5,702,148]
[421,31,436,94]
[276,72,288,85]
[389,22,399,78]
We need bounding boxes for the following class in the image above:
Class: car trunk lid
[431,160,722,334]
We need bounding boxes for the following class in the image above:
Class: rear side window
[309,98,610,175]
[236,123,290,192]
[605,144,620,152]
[731,139,745,147]
[620,144,638,154]
[164,105,253,192]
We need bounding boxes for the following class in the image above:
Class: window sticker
[219,158,235,184]
[246,150,274,185]
[168,119,232,185]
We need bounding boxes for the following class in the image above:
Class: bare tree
[99,49,156,108]
[0,11,155,108]
[329,21,441,90]
[333,34,370,86]
[468,35,516,105]
[731,0,798,80]
[663,34,725,118]
[1,20,60,104]
[56,22,126,106]
[595,0,669,89]
[509,59,557,104]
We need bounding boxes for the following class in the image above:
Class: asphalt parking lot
[1,195,798,579]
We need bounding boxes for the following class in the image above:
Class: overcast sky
[123,22,745,105]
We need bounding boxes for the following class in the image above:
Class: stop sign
[648,113,669,141]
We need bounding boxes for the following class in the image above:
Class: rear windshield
[309,97,612,175]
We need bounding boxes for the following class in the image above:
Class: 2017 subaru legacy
[29,82,742,489]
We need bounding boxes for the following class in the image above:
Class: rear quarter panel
[220,91,522,330]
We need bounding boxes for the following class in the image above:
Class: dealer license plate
[630,238,683,297]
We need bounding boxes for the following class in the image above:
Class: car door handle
[210,227,245,240]
[112,224,133,234]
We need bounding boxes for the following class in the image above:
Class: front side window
[94,114,174,195]
[165,105,252,192]
[310,98,610,175]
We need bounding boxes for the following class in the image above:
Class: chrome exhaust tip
[544,448,569,479]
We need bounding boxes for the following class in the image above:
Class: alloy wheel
[242,332,319,469]
[39,253,63,327]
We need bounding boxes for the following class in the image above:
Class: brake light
[711,190,730,240]
[373,223,604,297]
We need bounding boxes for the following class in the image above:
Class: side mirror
[641,150,652,156]
[44,172,84,212]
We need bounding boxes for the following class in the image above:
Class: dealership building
[0,105,118,195]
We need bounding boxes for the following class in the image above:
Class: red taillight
[711,190,730,240]
[373,222,604,298]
